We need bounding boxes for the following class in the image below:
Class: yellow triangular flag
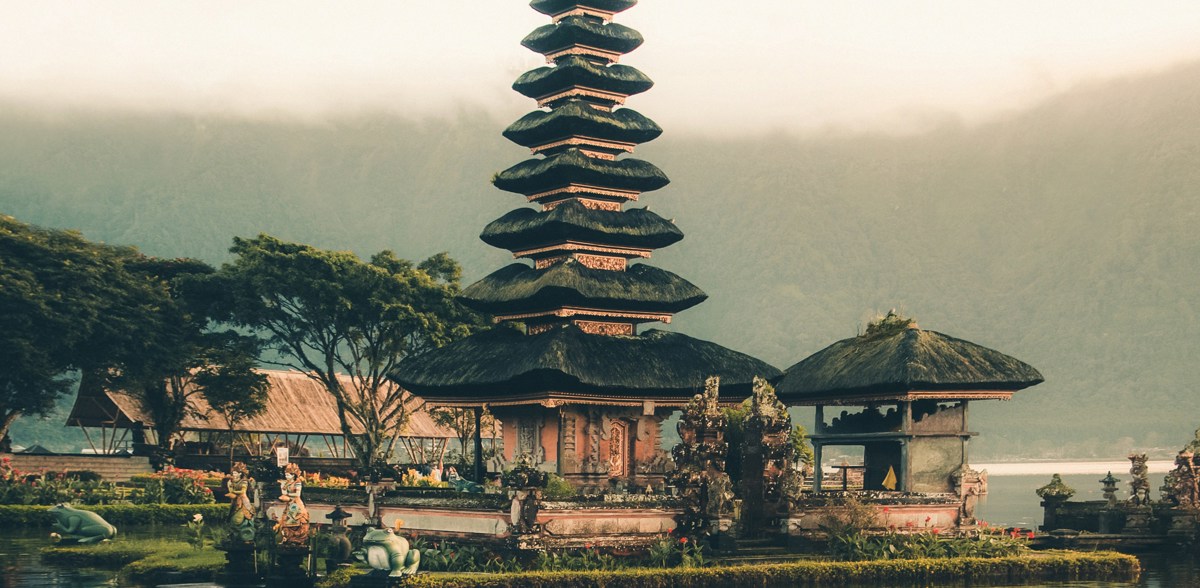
[882,466,898,490]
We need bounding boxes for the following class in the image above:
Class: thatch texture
[776,325,1045,402]
[513,56,653,100]
[67,370,455,438]
[391,324,782,403]
[504,100,661,148]
[530,0,637,17]
[522,17,644,56]
[480,200,683,251]
[460,258,706,315]
[493,148,669,195]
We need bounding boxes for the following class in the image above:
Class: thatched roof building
[775,313,1043,500]
[776,316,1044,404]
[67,370,454,439]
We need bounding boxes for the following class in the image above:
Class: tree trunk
[0,410,21,448]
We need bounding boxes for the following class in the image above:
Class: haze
[2,1,1199,133]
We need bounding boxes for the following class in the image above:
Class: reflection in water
[0,531,118,587]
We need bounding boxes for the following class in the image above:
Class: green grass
[42,537,223,584]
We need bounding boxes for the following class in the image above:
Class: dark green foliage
[481,201,681,251]
[461,259,706,314]
[522,17,644,57]
[393,324,782,401]
[0,215,166,440]
[530,0,637,17]
[494,149,668,195]
[513,56,653,101]
[388,552,1139,588]
[776,320,1044,401]
[208,236,483,471]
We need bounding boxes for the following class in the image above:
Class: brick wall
[4,453,153,482]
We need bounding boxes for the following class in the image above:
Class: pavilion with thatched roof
[393,0,779,489]
[775,312,1043,497]
[66,369,459,467]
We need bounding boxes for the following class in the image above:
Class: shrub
[129,468,217,505]
[390,552,1139,588]
[543,474,576,500]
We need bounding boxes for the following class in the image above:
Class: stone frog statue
[49,504,117,544]
[356,524,420,576]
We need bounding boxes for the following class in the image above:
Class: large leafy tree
[112,257,267,455]
[209,235,481,473]
[0,215,164,442]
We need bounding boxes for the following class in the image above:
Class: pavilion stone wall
[267,498,681,548]
[910,437,964,494]
[498,406,669,485]
[5,453,153,482]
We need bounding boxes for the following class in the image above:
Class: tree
[429,406,497,467]
[209,235,481,474]
[790,424,815,473]
[0,215,165,442]
[198,350,269,468]
[111,257,265,457]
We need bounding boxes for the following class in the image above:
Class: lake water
[0,462,1189,587]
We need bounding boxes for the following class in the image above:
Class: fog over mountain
[4,62,1197,460]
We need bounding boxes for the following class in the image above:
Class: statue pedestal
[1123,506,1153,535]
[267,545,312,588]
[216,541,263,588]
[1168,508,1198,539]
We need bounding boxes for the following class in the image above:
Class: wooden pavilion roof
[66,369,456,439]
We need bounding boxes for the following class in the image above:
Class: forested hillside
[4,62,1198,460]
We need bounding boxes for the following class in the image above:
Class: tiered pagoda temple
[394,0,780,489]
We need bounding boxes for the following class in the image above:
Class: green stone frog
[49,504,117,544]
[358,526,420,576]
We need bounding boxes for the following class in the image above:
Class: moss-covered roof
[504,100,661,149]
[776,324,1044,402]
[391,323,781,403]
[480,200,683,251]
[522,16,644,56]
[514,56,653,100]
[530,0,637,17]
[460,258,705,315]
[494,148,669,196]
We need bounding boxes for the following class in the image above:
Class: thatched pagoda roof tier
[391,324,781,406]
[513,56,653,101]
[494,148,668,196]
[522,17,644,57]
[776,325,1044,405]
[460,259,706,315]
[504,101,661,149]
[480,200,682,252]
[531,0,637,17]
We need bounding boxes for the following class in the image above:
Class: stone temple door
[607,420,632,479]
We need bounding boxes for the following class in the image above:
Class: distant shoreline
[974,460,1173,476]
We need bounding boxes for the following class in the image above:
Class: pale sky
[2,1,1199,133]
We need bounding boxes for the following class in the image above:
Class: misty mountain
[3,62,1198,460]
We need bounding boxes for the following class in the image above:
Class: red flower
[882,507,891,514]
[905,521,915,527]
[1026,531,1035,539]
[680,536,689,544]
[925,516,932,523]
[931,528,941,535]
